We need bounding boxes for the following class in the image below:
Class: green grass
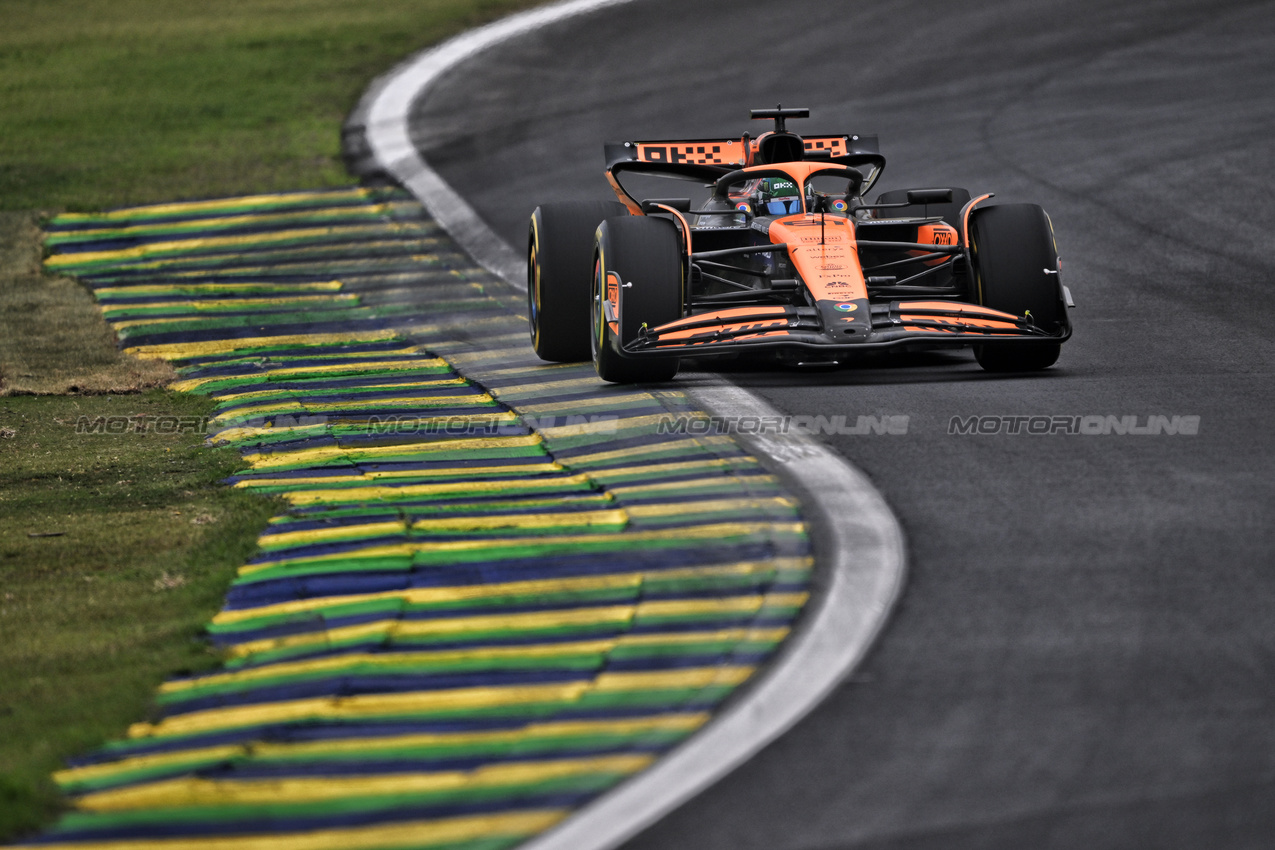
[0,391,283,839]
[0,0,547,211]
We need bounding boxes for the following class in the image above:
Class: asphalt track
[409,1,1275,847]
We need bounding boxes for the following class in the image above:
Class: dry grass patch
[0,212,173,395]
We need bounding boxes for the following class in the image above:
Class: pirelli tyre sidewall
[591,215,682,384]
[969,203,1065,372]
[528,200,630,362]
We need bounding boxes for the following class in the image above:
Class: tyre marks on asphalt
[30,187,812,850]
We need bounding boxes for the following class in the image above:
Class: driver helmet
[760,177,801,215]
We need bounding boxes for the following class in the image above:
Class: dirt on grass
[0,211,174,396]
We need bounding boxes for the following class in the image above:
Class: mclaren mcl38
[527,106,1074,383]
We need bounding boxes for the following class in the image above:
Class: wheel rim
[527,241,540,344]
[590,254,603,363]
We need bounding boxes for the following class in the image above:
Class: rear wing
[604,133,882,169]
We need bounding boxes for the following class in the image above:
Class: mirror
[906,188,954,205]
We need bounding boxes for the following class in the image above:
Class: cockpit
[701,165,864,221]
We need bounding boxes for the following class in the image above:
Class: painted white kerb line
[363,4,907,848]
[520,379,907,850]
[365,0,636,287]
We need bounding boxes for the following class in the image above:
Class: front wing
[621,301,1072,356]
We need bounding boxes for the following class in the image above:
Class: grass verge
[0,207,284,839]
[0,0,547,211]
[0,393,282,839]
[1,0,551,836]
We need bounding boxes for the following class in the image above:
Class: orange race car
[527,107,1074,383]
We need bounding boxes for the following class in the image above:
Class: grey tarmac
[410,1,1275,846]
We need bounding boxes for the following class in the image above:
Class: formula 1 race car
[527,107,1074,383]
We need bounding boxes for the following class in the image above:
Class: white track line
[361,5,907,848]
[361,0,635,286]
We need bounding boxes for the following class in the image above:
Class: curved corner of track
[358,3,908,848]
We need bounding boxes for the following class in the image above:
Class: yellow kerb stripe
[209,393,494,422]
[56,715,710,786]
[256,504,628,547]
[275,470,589,504]
[167,641,621,693]
[210,559,811,626]
[94,281,344,298]
[221,595,807,658]
[237,522,806,573]
[28,809,564,850]
[124,330,402,360]
[102,295,357,313]
[165,628,794,694]
[233,461,567,489]
[538,413,674,439]
[567,435,738,466]
[624,496,799,518]
[46,224,420,267]
[487,377,603,399]
[127,668,755,739]
[409,508,628,534]
[211,376,465,403]
[607,474,778,496]
[248,712,710,755]
[75,754,654,811]
[210,413,518,447]
[67,207,394,240]
[435,338,543,366]
[53,189,371,221]
[256,521,407,548]
[473,362,588,378]
[584,456,759,481]
[520,393,656,415]
[169,356,448,390]
[225,606,635,656]
[54,744,244,787]
[243,433,544,470]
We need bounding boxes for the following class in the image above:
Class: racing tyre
[592,216,683,384]
[875,186,971,229]
[528,200,630,362]
[968,203,1065,372]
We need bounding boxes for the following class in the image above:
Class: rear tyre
[968,203,1065,372]
[528,200,630,362]
[592,216,683,384]
[875,186,971,229]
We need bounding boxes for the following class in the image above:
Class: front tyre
[592,216,683,384]
[968,203,1065,372]
[528,200,629,362]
